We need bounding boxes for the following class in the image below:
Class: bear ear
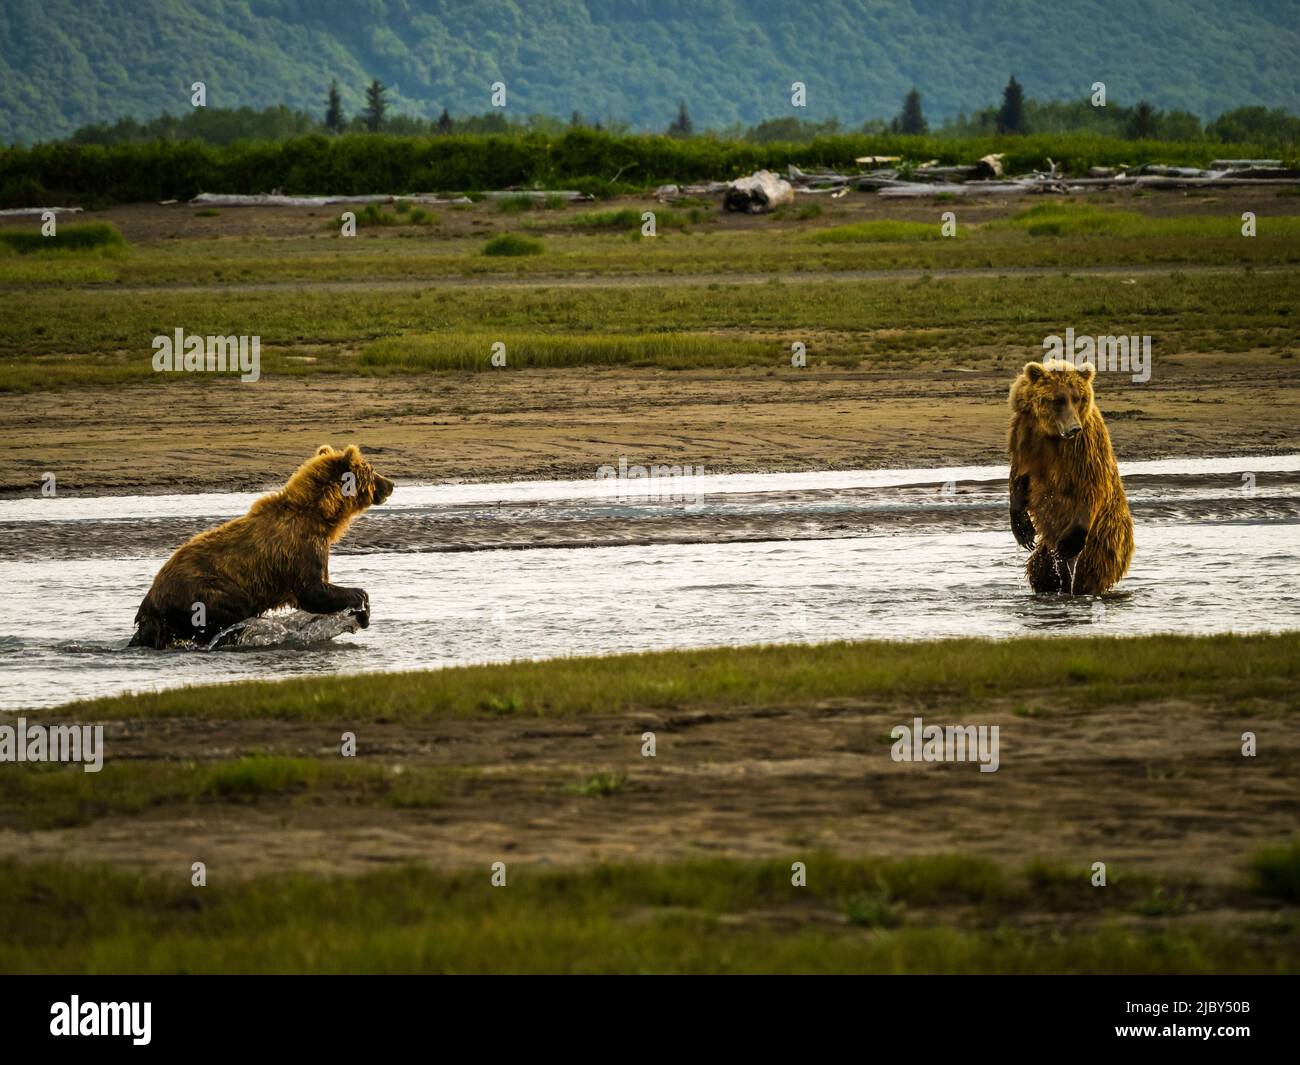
[316,445,334,457]
[1078,363,1096,382]
[341,444,363,464]
[1023,362,1046,382]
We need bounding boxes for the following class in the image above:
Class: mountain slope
[2,0,1298,144]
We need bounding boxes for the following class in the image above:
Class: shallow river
[2,455,1297,709]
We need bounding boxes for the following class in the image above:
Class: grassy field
[2,256,1297,391]
[3,850,1297,973]
[46,631,1300,722]
[5,631,1299,973]
[3,200,1300,292]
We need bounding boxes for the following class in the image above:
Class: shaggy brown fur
[1008,360,1134,595]
[129,445,394,648]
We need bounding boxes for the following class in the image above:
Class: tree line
[63,77,1300,150]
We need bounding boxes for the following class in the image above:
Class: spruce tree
[1129,100,1157,139]
[363,79,387,133]
[325,80,343,132]
[997,75,1026,134]
[895,88,927,135]
[667,100,693,137]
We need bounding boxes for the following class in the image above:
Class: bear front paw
[1058,524,1088,560]
[349,590,370,628]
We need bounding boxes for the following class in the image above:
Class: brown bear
[1007,359,1133,594]
[129,445,394,648]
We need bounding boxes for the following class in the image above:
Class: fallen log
[480,190,593,201]
[0,205,83,216]
[878,181,1041,199]
[654,182,730,202]
[724,170,795,213]
[189,192,473,207]
[1134,175,1300,188]
[1210,159,1283,169]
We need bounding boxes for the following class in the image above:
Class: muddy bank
[5,350,1298,496]
[2,693,1293,879]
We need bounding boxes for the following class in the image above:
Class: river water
[2,455,1297,709]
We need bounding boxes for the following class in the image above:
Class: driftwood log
[724,170,795,213]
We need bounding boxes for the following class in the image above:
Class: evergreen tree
[362,79,387,132]
[892,88,927,135]
[325,80,343,132]
[667,100,693,137]
[436,107,454,134]
[1128,100,1157,139]
[997,75,1026,134]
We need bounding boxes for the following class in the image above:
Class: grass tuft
[483,232,544,256]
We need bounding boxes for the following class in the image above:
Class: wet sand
[4,349,1297,497]
[6,472,1298,560]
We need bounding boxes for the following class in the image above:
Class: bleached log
[189,192,474,207]
[1210,159,1283,169]
[0,205,83,216]
[724,170,795,212]
[480,190,593,201]
[878,181,1037,198]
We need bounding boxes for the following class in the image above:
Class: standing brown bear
[129,445,394,648]
[1007,360,1133,594]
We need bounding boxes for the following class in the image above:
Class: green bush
[483,233,544,256]
[1,128,1290,208]
[1252,841,1300,902]
[0,221,126,253]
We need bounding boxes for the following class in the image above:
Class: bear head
[283,444,394,535]
[1011,359,1097,441]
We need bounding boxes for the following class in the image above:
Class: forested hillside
[3,0,1298,144]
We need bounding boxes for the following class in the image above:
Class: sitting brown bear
[1007,360,1134,595]
[129,445,394,648]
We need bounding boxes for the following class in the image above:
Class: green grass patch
[843,888,902,928]
[359,330,780,371]
[2,268,1297,391]
[565,207,691,231]
[565,772,630,798]
[483,232,544,256]
[808,220,952,243]
[0,755,449,830]
[42,632,1300,722]
[0,221,126,254]
[1001,202,1300,239]
[0,853,1290,974]
[1252,840,1300,902]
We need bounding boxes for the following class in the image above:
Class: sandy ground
[4,692,1294,880]
[5,350,1297,496]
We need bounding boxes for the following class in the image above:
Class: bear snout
[373,475,395,504]
[1061,424,1082,439]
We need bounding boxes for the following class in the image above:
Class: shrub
[0,221,126,253]
[483,233,544,256]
